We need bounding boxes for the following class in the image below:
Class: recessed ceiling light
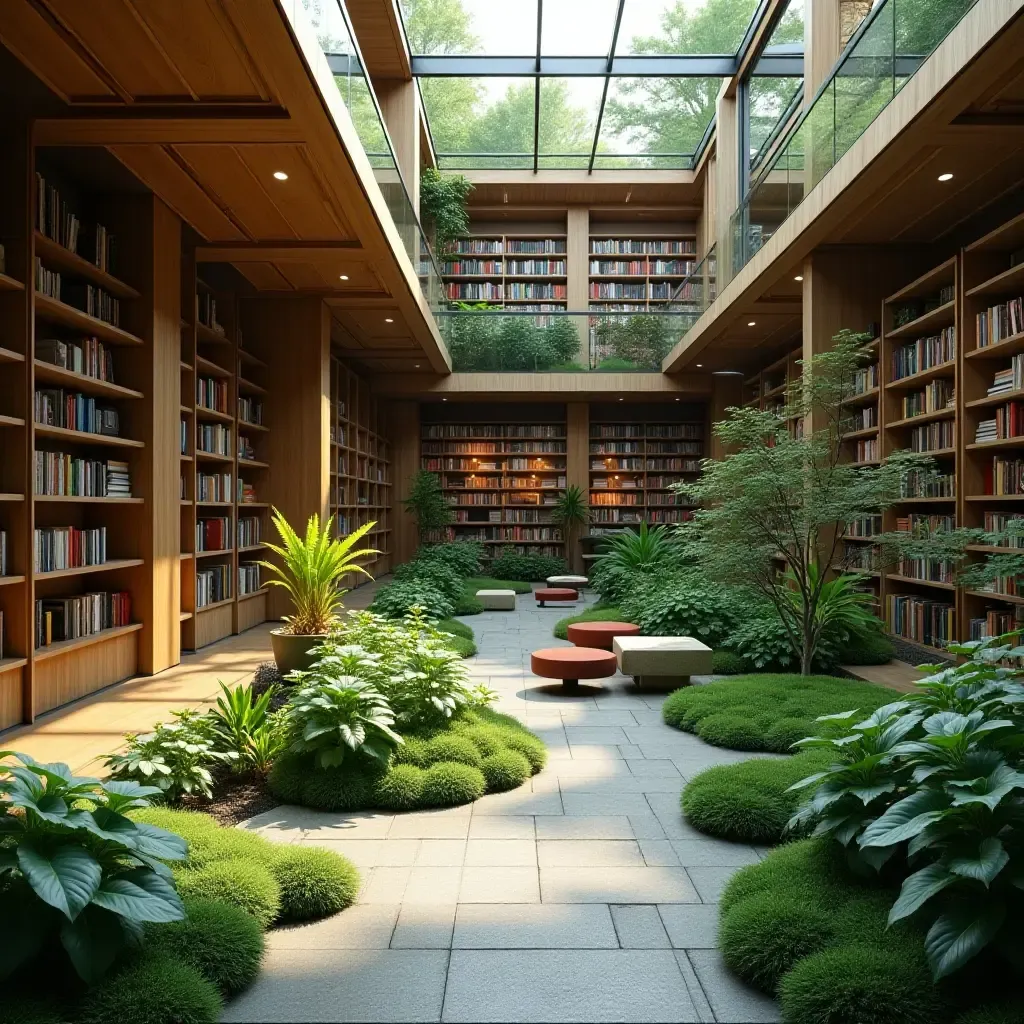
[712,370,744,376]
[675,397,681,402]
[794,275,803,281]
[937,172,954,181]
[442,397,447,401]
[748,321,756,327]
[272,171,289,181]
[339,274,349,281]
[618,397,624,402]
[385,318,394,323]
[415,363,421,368]
[696,363,703,367]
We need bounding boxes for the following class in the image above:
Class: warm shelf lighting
[272,171,289,181]
[937,172,954,181]
[385,318,394,323]
[696,363,703,367]
[747,321,756,327]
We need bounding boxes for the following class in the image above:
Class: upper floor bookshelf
[442,234,568,307]
[589,234,696,312]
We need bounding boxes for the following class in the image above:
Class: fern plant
[551,485,590,568]
[259,509,379,634]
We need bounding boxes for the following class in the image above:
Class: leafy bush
[394,558,464,602]
[421,762,486,806]
[208,681,281,774]
[104,709,236,801]
[271,846,359,922]
[834,624,895,666]
[0,753,187,984]
[490,725,547,774]
[681,750,831,844]
[481,750,532,792]
[78,955,223,1024]
[144,896,264,995]
[957,1005,1024,1024]
[712,650,746,674]
[444,313,579,372]
[437,617,478,657]
[390,644,477,729]
[401,470,453,542]
[371,579,456,620]
[590,525,691,604]
[788,633,1024,979]
[372,764,426,810]
[592,314,674,369]
[454,590,484,615]
[173,859,280,929]
[416,541,483,577]
[2,999,67,1024]
[489,552,565,582]
[662,673,899,753]
[264,755,305,804]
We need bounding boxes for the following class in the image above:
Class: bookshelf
[588,235,697,312]
[588,418,704,533]
[330,357,392,585]
[179,269,271,651]
[420,408,568,559]
[442,235,568,310]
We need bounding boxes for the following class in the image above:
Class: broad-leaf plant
[788,632,1024,979]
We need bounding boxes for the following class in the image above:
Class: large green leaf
[129,821,188,862]
[889,862,957,923]
[18,843,101,920]
[925,903,1006,979]
[60,905,128,984]
[948,837,1010,886]
[859,789,949,848]
[0,884,54,978]
[90,874,184,923]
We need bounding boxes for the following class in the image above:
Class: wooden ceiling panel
[273,261,331,291]
[234,262,293,291]
[0,0,119,101]
[108,144,247,240]
[172,144,296,239]
[236,144,355,239]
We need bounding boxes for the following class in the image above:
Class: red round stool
[567,621,641,651]
[535,587,578,607]
[531,646,617,692]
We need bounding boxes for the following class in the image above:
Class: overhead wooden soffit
[371,372,712,398]
[34,113,303,146]
[196,242,364,261]
[343,0,411,81]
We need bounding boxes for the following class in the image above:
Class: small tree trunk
[801,620,815,676]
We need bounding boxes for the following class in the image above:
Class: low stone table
[535,587,578,607]
[547,574,589,592]
[531,646,617,692]
[613,636,713,689]
[567,620,641,651]
[476,589,516,611]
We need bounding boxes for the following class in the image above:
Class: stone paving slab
[452,903,619,949]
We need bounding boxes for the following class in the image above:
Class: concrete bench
[547,574,589,591]
[476,589,516,611]
[613,636,713,689]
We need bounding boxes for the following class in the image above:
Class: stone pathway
[226,592,780,1023]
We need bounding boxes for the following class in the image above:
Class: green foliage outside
[401,471,453,543]
[591,315,676,370]
[420,167,472,250]
[443,311,582,372]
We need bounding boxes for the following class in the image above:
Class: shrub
[420,762,486,806]
[454,590,484,615]
[271,846,359,922]
[454,723,503,756]
[1,1001,67,1024]
[173,859,280,929]
[682,751,830,844]
[779,944,941,1024]
[489,552,565,582]
[78,955,222,1024]
[424,734,483,767]
[389,644,477,729]
[694,712,768,751]
[833,626,895,666]
[391,736,431,768]
[266,754,307,803]
[144,897,263,995]
[300,762,383,812]
[443,634,477,658]
[371,579,456,620]
[393,558,464,602]
[373,764,427,810]
[251,661,281,695]
[464,576,533,594]
[437,617,473,640]
[711,650,746,675]
[721,891,835,992]
[416,541,483,577]
[208,680,280,774]
[481,750,532,792]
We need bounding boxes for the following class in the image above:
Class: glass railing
[726,0,978,285]
[670,245,717,320]
[435,310,699,372]
[320,1,443,312]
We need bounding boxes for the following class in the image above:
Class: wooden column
[389,399,420,567]
[714,83,739,282]
[242,297,330,621]
[567,207,590,365]
[709,374,744,460]
[804,0,842,104]
[566,402,589,573]
[377,79,421,218]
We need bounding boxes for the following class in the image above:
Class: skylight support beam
[533,0,542,172]
[588,0,626,174]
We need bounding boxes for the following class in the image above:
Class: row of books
[34,390,119,436]
[891,327,956,381]
[35,591,131,649]
[852,363,879,395]
[976,400,1024,442]
[976,575,1022,597]
[888,594,956,648]
[180,419,188,455]
[196,423,232,456]
[648,493,690,506]
[649,509,693,523]
[902,380,954,419]
[590,240,695,255]
[983,511,1024,547]
[976,295,1024,348]
[901,471,955,498]
[507,282,567,299]
[506,260,566,275]
[508,476,564,489]
[34,452,130,497]
[238,436,257,462]
[447,493,501,506]
[36,259,121,326]
[444,240,568,255]
[648,476,692,489]
[846,405,878,430]
[36,172,116,271]
[238,479,259,504]
[590,424,702,439]
[910,420,955,453]
[0,530,6,576]
[592,458,644,471]
[198,472,232,503]
[590,441,642,453]
[986,457,1024,495]
[589,283,674,300]
[591,510,643,524]
[592,478,642,489]
[197,518,231,552]
[849,515,883,537]
[648,458,701,471]
[238,563,261,596]
[854,439,879,463]
[446,284,565,300]
[34,526,107,573]
[844,542,879,571]
[896,557,956,584]
[423,425,563,439]
[196,566,230,608]
[197,376,229,413]
[444,477,501,489]
[988,357,1024,395]
[896,513,956,535]
[443,260,502,275]
[37,337,115,383]
[592,492,642,506]
[237,516,262,548]
[970,608,1023,641]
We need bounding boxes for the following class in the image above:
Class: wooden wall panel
[0,667,24,731]
[389,400,420,567]
[193,603,234,650]
[710,374,744,460]
[237,592,268,633]
[33,631,139,717]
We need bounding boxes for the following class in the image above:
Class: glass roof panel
[421,76,536,157]
[616,0,760,55]
[539,0,620,56]
[538,77,605,157]
[399,0,537,55]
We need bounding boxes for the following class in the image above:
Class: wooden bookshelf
[420,411,568,559]
[330,356,392,584]
[588,235,696,312]
[179,267,271,651]
[442,235,568,310]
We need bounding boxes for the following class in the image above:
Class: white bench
[613,636,713,689]
[546,575,589,591]
[476,589,516,611]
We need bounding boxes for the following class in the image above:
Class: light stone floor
[224,592,781,1024]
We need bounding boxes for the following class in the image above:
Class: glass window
[616,0,760,54]
[540,0,620,56]
[398,0,537,54]
[538,77,605,162]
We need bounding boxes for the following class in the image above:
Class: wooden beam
[371,372,712,398]
[195,242,364,261]
[727,0,790,98]
[34,113,302,145]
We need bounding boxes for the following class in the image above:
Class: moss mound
[421,761,486,806]
[1,1001,67,1024]
[144,897,263,995]
[78,955,222,1024]
[957,1005,1024,1024]
[373,763,427,810]
[392,736,432,768]
[265,754,306,803]
[481,750,532,792]
[270,845,360,922]
[174,858,281,929]
[299,761,383,812]
[711,650,746,675]
[695,712,768,751]
[491,728,546,773]
[424,734,484,768]
[453,723,503,756]
[681,750,830,844]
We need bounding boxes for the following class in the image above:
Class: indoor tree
[420,167,473,251]
[551,485,590,572]
[403,469,454,543]
[675,330,956,675]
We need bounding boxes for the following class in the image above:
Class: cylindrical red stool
[567,621,641,651]
[531,646,617,692]
[535,587,578,607]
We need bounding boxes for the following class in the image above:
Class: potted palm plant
[260,509,379,675]
[552,485,591,574]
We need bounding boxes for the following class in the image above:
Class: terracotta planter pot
[270,629,327,676]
